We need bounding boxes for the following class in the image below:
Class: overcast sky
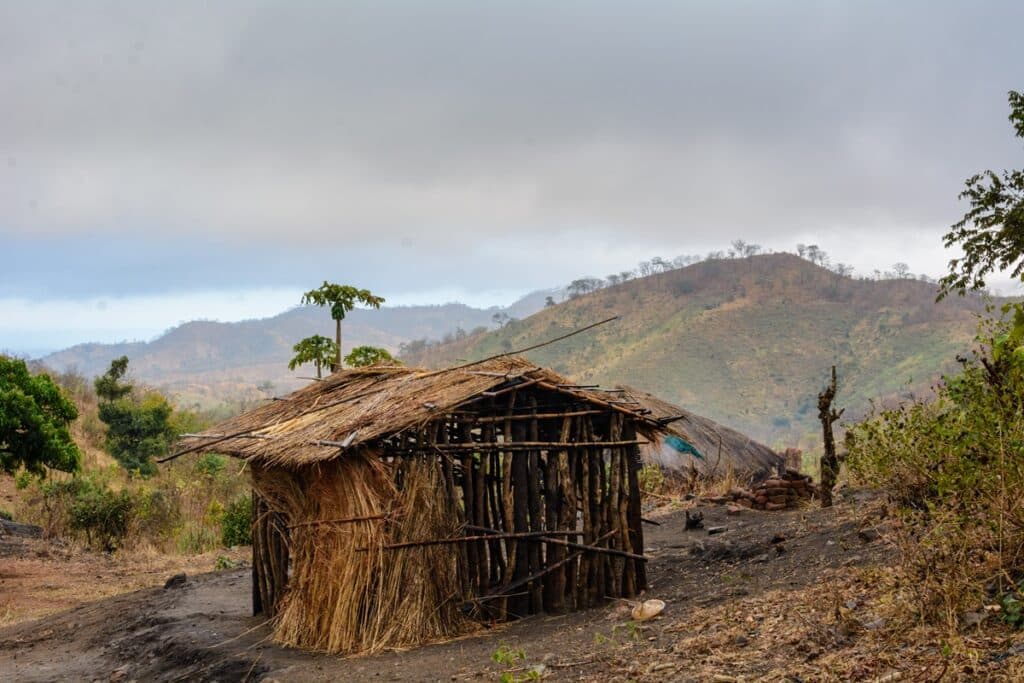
[2,1,1023,354]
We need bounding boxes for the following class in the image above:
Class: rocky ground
[2,491,1022,682]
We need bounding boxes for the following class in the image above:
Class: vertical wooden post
[545,416,571,612]
[623,419,646,592]
[525,398,544,613]
[607,413,624,597]
[459,422,479,598]
[510,414,531,617]
[559,417,578,610]
[251,489,262,616]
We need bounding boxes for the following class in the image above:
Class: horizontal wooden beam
[391,439,647,452]
[463,410,606,424]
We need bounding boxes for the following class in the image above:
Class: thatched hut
[621,386,784,481]
[175,357,675,655]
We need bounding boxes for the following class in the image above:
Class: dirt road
[1,497,896,682]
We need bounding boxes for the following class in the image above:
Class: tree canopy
[344,345,398,368]
[94,355,132,401]
[0,357,81,476]
[939,91,1024,298]
[94,357,175,477]
[301,282,385,371]
[288,334,339,378]
[301,283,385,322]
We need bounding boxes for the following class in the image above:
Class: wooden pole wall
[373,388,647,622]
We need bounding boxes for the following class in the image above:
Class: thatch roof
[176,356,672,468]
[621,386,783,479]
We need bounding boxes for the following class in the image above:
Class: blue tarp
[665,434,704,461]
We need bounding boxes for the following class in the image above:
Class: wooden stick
[389,439,647,451]
[357,530,647,561]
[478,530,617,602]
[468,410,605,424]
[482,378,540,397]
[287,513,392,529]
[414,316,620,379]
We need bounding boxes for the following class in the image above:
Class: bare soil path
[1,495,899,682]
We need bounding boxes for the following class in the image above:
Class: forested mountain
[402,253,1002,449]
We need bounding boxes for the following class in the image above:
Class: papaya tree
[301,283,385,371]
[344,345,398,368]
[288,334,339,378]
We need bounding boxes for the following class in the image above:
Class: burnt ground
[0,492,920,682]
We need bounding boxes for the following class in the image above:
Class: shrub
[846,317,1024,630]
[194,453,227,478]
[0,508,12,521]
[221,494,252,547]
[69,485,134,551]
[133,483,181,542]
[14,470,32,490]
[176,522,220,554]
[672,279,696,296]
[637,465,665,496]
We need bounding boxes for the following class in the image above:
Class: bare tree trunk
[818,365,844,507]
[333,318,342,372]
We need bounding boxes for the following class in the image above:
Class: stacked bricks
[707,469,818,511]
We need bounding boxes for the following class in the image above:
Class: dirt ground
[2,492,1022,682]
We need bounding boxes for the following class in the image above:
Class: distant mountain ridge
[401,254,1005,449]
[40,297,547,408]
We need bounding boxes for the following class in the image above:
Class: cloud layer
[2,1,1023,301]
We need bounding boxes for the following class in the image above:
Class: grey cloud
[1,1,1022,288]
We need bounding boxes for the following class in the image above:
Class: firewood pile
[705,469,818,511]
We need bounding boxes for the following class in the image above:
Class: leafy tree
[544,296,557,308]
[804,244,828,266]
[94,357,175,477]
[566,277,604,299]
[491,312,511,328]
[288,334,338,379]
[94,356,132,401]
[939,91,1024,298]
[344,345,398,367]
[301,282,385,371]
[892,262,911,279]
[99,392,175,477]
[0,357,81,476]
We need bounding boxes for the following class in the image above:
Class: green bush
[35,474,136,550]
[846,317,1024,630]
[69,486,134,551]
[133,483,182,542]
[221,494,252,547]
[0,508,12,521]
[194,453,227,478]
[14,470,32,490]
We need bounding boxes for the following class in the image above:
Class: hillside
[403,254,1000,449]
[40,299,542,409]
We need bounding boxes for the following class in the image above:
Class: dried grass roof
[621,385,784,479]
[177,356,672,468]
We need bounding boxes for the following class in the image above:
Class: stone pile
[706,469,818,511]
